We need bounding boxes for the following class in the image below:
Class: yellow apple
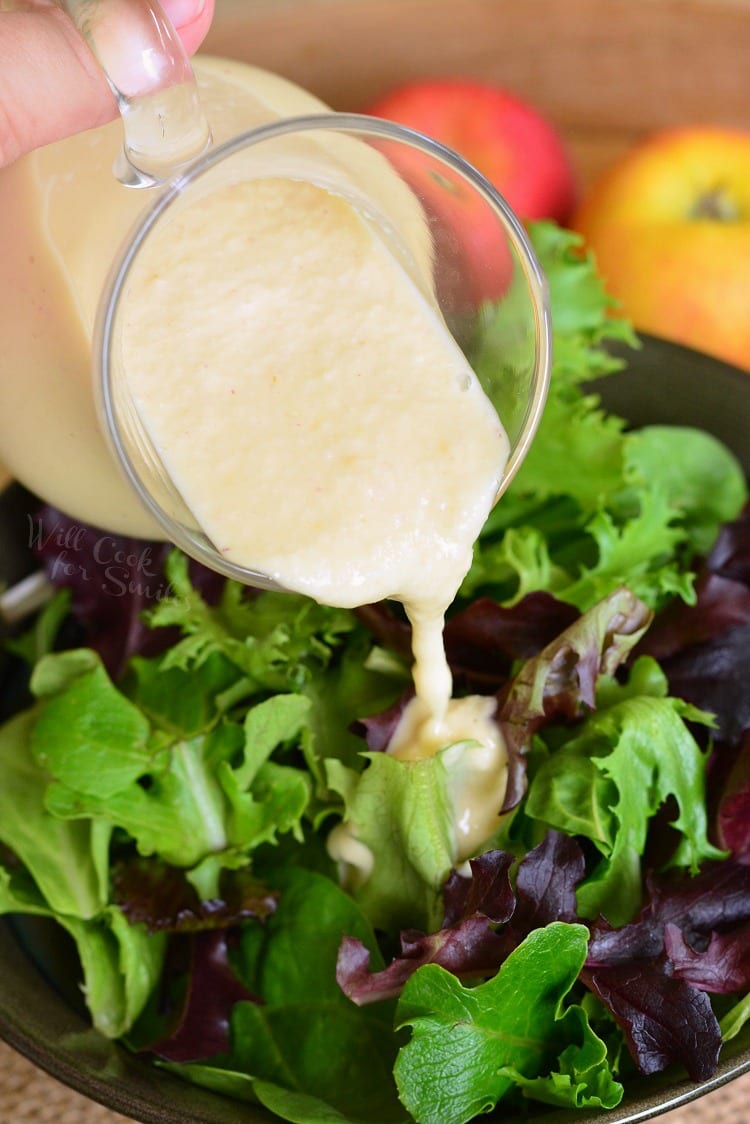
[573,126,750,371]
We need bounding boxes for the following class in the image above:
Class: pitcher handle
[63,0,212,187]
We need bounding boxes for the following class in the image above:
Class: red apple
[365,79,576,223]
[363,79,576,305]
[573,126,750,372]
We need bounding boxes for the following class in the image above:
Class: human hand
[0,0,216,168]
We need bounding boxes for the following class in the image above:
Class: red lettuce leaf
[706,504,750,586]
[337,838,585,1007]
[647,623,750,747]
[442,594,580,693]
[352,691,414,753]
[581,962,721,1082]
[355,592,580,696]
[587,862,750,968]
[715,730,750,863]
[336,919,512,1007]
[353,591,647,818]
[353,603,411,660]
[511,829,585,933]
[642,573,750,660]
[442,849,516,927]
[497,586,651,810]
[339,837,733,1083]
[113,857,277,933]
[664,921,750,994]
[148,931,259,1063]
[639,505,750,747]
[337,851,516,1006]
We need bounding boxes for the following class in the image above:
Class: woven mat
[1,1039,748,1124]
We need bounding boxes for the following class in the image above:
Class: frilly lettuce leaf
[28,650,313,882]
[465,224,748,615]
[146,552,355,694]
[526,657,724,925]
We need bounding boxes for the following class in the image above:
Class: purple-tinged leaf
[649,624,750,746]
[707,504,750,586]
[442,850,515,927]
[442,594,580,693]
[641,573,750,661]
[352,691,413,753]
[648,862,750,937]
[586,916,661,968]
[148,931,259,1063]
[497,587,651,811]
[664,921,750,995]
[354,594,581,697]
[113,858,276,933]
[581,962,721,1082]
[353,603,411,660]
[512,830,586,934]
[587,862,750,968]
[338,851,516,1007]
[337,920,511,1007]
[338,841,586,1007]
[637,506,750,747]
[642,505,750,662]
[353,592,646,812]
[716,730,750,862]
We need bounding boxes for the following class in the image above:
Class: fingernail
[161,0,206,29]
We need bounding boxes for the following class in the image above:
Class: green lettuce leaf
[60,907,166,1039]
[624,425,748,557]
[0,863,53,917]
[394,922,621,1124]
[326,752,455,934]
[720,992,750,1043]
[30,651,154,799]
[466,223,748,615]
[526,657,724,924]
[35,654,313,877]
[146,553,356,694]
[225,868,404,1123]
[0,709,110,919]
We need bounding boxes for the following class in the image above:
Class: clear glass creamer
[0,0,551,594]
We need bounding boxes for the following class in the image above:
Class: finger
[0,0,215,168]
[162,0,215,56]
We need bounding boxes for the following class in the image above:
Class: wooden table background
[204,0,750,190]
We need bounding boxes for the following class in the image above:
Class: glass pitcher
[0,0,551,593]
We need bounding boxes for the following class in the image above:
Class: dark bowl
[1,333,750,1123]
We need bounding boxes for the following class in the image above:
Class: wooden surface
[205,0,750,189]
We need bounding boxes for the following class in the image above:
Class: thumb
[0,0,215,168]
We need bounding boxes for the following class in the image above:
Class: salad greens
[2,221,750,1123]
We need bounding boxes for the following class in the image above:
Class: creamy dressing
[330,694,508,885]
[390,694,509,858]
[120,175,509,730]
